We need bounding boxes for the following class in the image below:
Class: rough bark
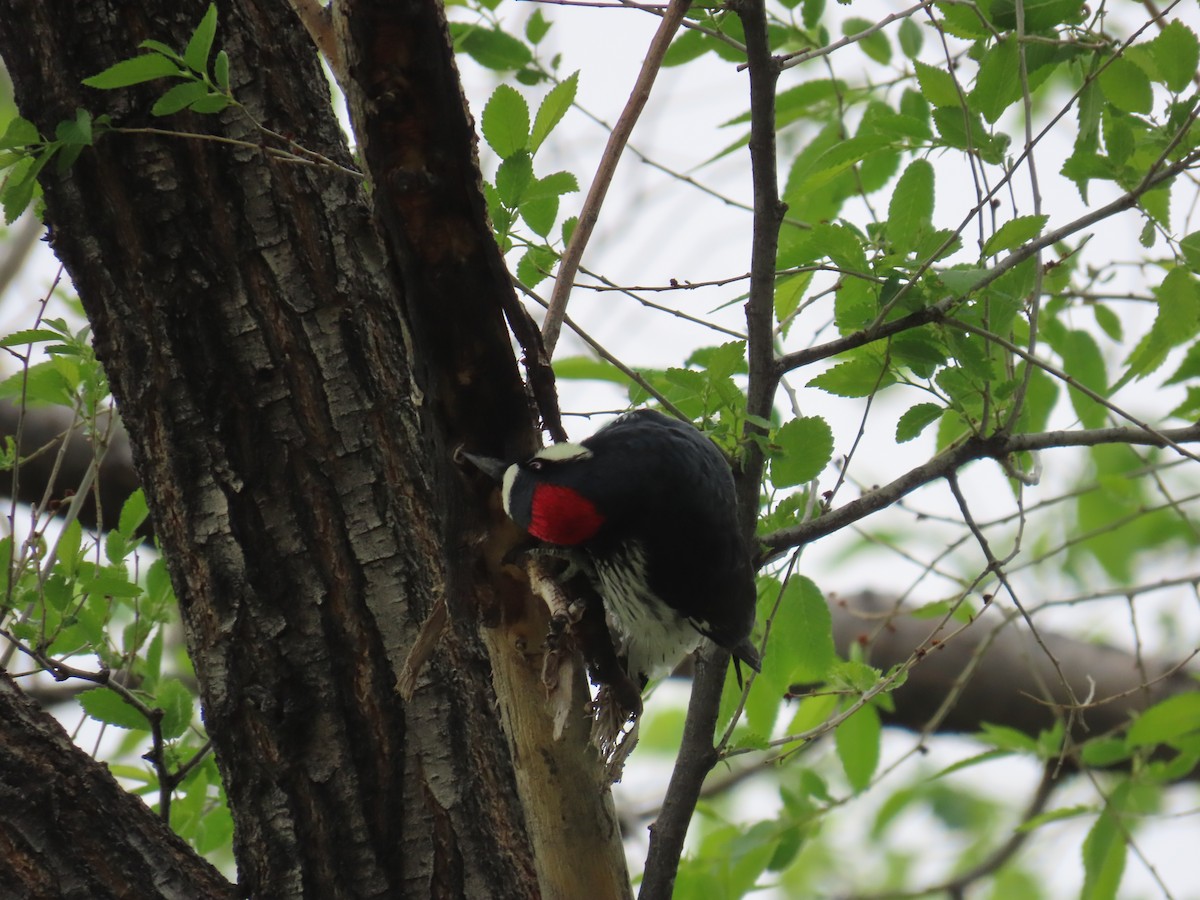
[0,0,625,897]
[0,672,235,900]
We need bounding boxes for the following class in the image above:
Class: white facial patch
[501,463,520,518]
[533,442,593,463]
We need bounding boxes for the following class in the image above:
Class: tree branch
[759,424,1200,560]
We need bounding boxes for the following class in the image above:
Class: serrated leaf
[55,109,93,147]
[0,116,39,151]
[972,37,1020,124]
[914,60,961,108]
[187,93,231,115]
[495,151,533,207]
[1093,303,1123,341]
[531,72,577,155]
[771,416,834,487]
[1099,56,1152,114]
[515,244,556,288]
[83,54,184,89]
[151,81,211,117]
[1126,692,1200,747]
[80,687,151,730]
[520,196,558,238]
[523,170,578,202]
[982,214,1048,257]
[0,328,64,348]
[482,84,529,159]
[895,402,943,442]
[157,678,195,740]
[105,530,129,565]
[118,489,150,539]
[1124,267,1200,378]
[888,158,934,253]
[184,4,219,75]
[836,703,881,792]
[807,357,894,397]
[1141,19,1199,93]
[764,575,835,688]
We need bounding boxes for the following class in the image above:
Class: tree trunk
[0,1,627,897]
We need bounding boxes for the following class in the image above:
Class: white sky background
[3,0,1200,895]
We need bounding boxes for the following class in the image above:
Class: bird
[464,409,761,689]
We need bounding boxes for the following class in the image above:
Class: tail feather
[729,636,762,688]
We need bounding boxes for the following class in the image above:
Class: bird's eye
[528,459,545,471]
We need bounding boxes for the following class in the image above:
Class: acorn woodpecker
[467,409,761,687]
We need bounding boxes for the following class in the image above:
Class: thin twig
[541,0,693,356]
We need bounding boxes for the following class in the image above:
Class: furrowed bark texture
[0,0,630,896]
[0,672,235,900]
[331,1,629,896]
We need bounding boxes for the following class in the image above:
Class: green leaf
[1081,805,1127,900]
[184,4,219,75]
[662,28,710,67]
[764,575,836,687]
[1134,19,1200,93]
[2,166,36,224]
[482,85,529,159]
[1181,230,1200,273]
[1018,805,1095,833]
[516,244,556,287]
[1057,329,1108,427]
[771,416,834,487]
[972,37,1019,124]
[523,170,578,202]
[157,678,195,740]
[80,687,151,730]
[0,116,40,151]
[105,530,129,565]
[187,93,231,115]
[887,158,934,253]
[151,81,211,117]
[55,109,93,147]
[525,9,552,45]
[895,402,943,442]
[553,356,630,385]
[495,151,533,207]
[843,17,891,65]
[914,60,961,108]
[898,18,923,59]
[1099,56,1153,114]
[836,703,881,792]
[83,54,184,89]
[118,489,150,539]
[1126,692,1200,747]
[1123,267,1200,378]
[531,72,577,155]
[807,356,894,398]
[456,27,533,71]
[982,214,1048,257]
[0,328,65,348]
[520,196,558,238]
[213,50,231,92]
